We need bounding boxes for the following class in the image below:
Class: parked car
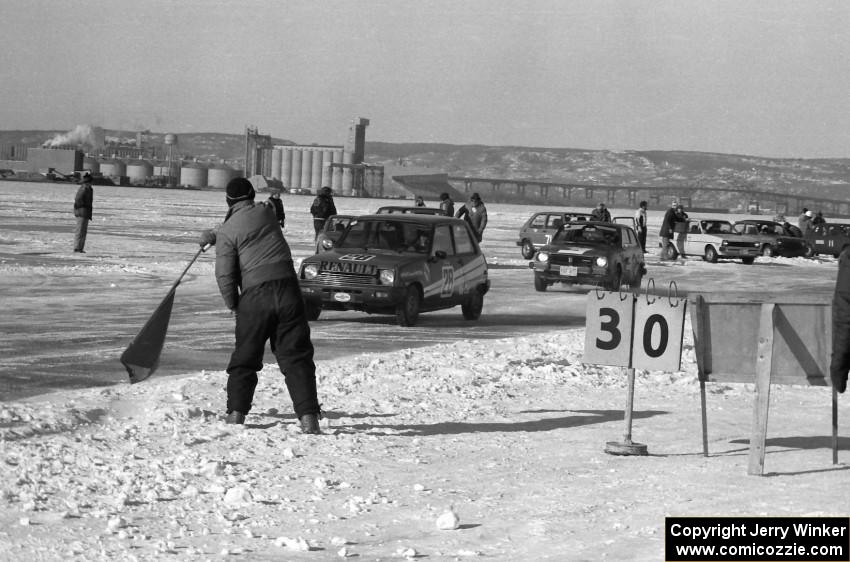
[806,223,850,257]
[299,214,490,326]
[314,214,355,253]
[529,221,646,291]
[731,219,812,258]
[676,219,762,264]
[516,211,595,259]
[375,206,445,215]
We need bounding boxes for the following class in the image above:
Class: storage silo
[290,148,302,189]
[83,157,100,174]
[207,166,236,189]
[271,149,282,181]
[320,150,333,188]
[180,163,208,188]
[331,149,343,191]
[100,159,126,178]
[310,150,323,190]
[341,151,354,195]
[300,149,313,191]
[126,160,153,185]
[280,147,292,189]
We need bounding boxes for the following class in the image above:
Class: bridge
[447,175,850,216]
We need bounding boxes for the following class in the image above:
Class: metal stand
[605,367,648,456]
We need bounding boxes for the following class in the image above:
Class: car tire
[395,285,421,327]
[741,257,755,265]
[606,265,623,291]
[629,268,643,290]
[761,245,774,257]
[304,301,321,321]
[520,239,535,259]
[533,274,548,292]
[461,288,484,320]
[803,245,815,258]
[704,245,719,263]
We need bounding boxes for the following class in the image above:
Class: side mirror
[429,250,447,262]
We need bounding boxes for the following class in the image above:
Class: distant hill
[3,130,850,207]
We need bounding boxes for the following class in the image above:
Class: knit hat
[226,178,255,206]
[805,210,812,217]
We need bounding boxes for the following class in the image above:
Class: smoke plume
[43,125,98,148]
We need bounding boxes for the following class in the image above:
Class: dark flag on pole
[120,246,208,384]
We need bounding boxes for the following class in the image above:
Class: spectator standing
[199,178,322,432]
[73,171,94,253]
[455,192,488,242]
[268,189,285,228]
[439,192,454,217]
[310,186,337,239]
[659,202,684,260]
[415,195,425,207]
[634,200,648,252]
[590,202,612,222]
[798,208,810,230]
[813,210,826,226]
[799,210,814,237]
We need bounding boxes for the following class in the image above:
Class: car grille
[549,254,595,267]
[724,241,757,249]
[315,271,378,286]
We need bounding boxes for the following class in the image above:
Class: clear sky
[2,0,849,158]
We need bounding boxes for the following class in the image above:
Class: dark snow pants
[226,277,319,416]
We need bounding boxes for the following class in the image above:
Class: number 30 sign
[583,289,687,372]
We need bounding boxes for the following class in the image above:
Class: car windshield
[553,224,620,245]
[337,219,433,253]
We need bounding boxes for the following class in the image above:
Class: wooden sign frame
[690,292,837,475]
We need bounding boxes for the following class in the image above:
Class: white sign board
[584,291,635,367]
[631,297,687,371]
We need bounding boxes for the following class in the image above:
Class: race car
[676,218,762,263]
[299,214,490,326]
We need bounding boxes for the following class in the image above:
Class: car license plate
[559,265,578,276]
[333,292,351,303]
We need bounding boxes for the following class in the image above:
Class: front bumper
[530,261,610,285]
[300,282,407,311]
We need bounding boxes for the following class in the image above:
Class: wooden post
[700,380,709,457]
[833,388,839,465]
[748,303,775,476]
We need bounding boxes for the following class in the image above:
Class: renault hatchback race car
[299,214,490,326]
[806,223,850,257]
[529,221,646,291]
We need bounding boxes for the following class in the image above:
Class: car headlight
[537,252,550,263]
[303,264,319,279]
[595,256,608,267]
[379,269,395,284]
[321,238,334,250]
[721,240,728,246]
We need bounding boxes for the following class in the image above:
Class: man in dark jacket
[268,189,285,228]
[590,202,612,223]
[73,171,94,253]
[439,192,454,217]
[310,186,337,239]
[200,178,322,432]
[830,245,850,393]
[455,192,487,242]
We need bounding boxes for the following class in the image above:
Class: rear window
[555,224,620,245]
[453,224,475,254]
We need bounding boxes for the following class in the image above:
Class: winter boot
[226,411,246,424]
[299,413,321,434]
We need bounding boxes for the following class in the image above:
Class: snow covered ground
[0,181,848,561]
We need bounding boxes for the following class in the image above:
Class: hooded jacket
[214,200,295,310]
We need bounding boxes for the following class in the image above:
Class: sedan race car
[529,221,646,291]
[299,214,490,326]
[516,211,595,259]
[731,219,812,258]
[806,223,850,257]
[677,219,761,263]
